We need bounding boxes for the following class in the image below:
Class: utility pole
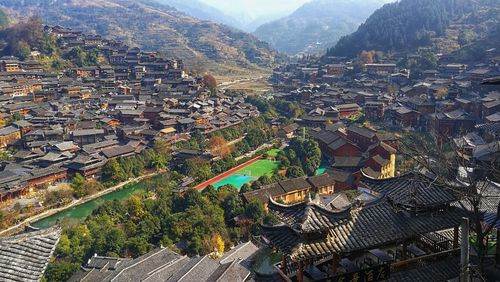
[460,217,470,282]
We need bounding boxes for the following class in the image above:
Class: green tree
[10,112,24,122]
[0,9,9,28]
[286,166,305,178]
[244,201,266,223]
[17,40,31,60]
[43,261,80,282]
[101,159,127,185]
[70,173,86,198]
[56,234,71,257]
[285,137,322,176]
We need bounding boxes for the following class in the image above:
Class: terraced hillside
[0,0,280,73]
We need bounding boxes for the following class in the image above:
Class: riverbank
[0,172,159,237]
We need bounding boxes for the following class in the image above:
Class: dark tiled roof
[242,183,285,203]
[0,227,61,282]
[0,126,19,136]
[101,145,136,159]
[263,199,467,260]
[325,168,354,183]
[347,125,375,138]
[371,154,390,166]
[279,177,312,193]
[333,156,363,168]
[73,128,105,137]
[361,172,458,208]
[307,174,336,188]
[267,198,351,233]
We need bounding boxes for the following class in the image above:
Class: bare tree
[400,132,500,274]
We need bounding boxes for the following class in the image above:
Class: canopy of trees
[328,0,477,57]
[0,9,9,28]
[44,175,274,281]
[63,47,100,67]
[0,16,57,60]
[101,148,171,186]
[208,135,233,158]
[247,96,304,119]
[203,74,217,90]
[283,137,322,176]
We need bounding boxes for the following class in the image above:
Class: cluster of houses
[243,123,397,207]
[0,26,261,203]
[251,49,500,219]
[272,52,500,138]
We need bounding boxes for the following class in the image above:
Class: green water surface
[31,182,146,229]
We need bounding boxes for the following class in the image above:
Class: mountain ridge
[327,0,500,58]
[254,0,391,55]
[0,0,280,74]
[154,0,243,30]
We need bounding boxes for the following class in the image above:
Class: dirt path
[0,172,159,237]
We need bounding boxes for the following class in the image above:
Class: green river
[31,181,147,229]
[31,158,332,229]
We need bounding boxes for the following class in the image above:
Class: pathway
[219,76,265,90]
[235,142,273,161]
[0,172,159,237]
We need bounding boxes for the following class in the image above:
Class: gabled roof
[267,198,351,233]
[347,125,375,139]
[361,172,458,208]
[101,145,136,159]
[263,194,468,261]
[307,173,336,188]
[0,226,61,282]
[333,156,363,168]
[278,177,312,193]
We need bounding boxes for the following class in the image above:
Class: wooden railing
[390,248,460,269]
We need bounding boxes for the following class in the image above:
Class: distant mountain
[0,0,280,73]
[327,0,500,58]
[254,0,390,55]
[155,0,243,30]
[0,9,7,28]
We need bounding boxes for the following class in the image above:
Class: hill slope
[155,0,242,30]
[0,0,279,73]
[327,0,500,58]
[254,0,390,55]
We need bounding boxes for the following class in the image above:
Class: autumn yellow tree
[208,136,233,158]
[203,74,217,90]
[435,88,448,99]
[359,50,375,65]
[208,233,225,258]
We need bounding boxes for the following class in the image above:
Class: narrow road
[219,76,266,90]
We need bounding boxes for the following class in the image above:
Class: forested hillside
[0,0,280,73]
[0,9,8,28]
[327,0,500,58]
[254,0,389,55]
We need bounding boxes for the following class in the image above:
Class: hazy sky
[201,0,312,22]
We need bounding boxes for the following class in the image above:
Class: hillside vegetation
[155,0,242,30]
[0,0,280,74]
[0,8,8,28]
[327,0,500,58]
[254,0,389,55]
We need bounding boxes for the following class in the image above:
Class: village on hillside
[0,11,499,282]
